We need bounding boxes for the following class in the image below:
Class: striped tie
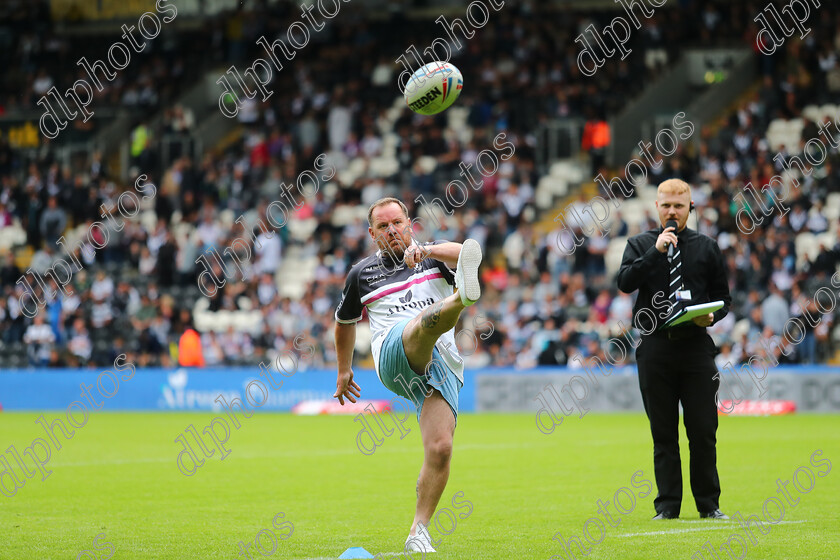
[669,243,683,307]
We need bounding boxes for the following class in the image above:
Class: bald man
[617,179,732,520]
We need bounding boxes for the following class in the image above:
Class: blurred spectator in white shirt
[24,314,55,366]
[255,229,281,275]
[67,318,92,363]
[91,270,115,301]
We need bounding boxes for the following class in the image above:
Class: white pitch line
[49,440,548,468]
[50,457,172,467]
[615,519,808,538]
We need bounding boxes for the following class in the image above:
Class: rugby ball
[404,61,463,116]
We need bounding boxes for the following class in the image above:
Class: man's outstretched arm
[334,322,361,404]
[406,241,462,268]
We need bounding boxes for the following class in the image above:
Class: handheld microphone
[665,220,677,259]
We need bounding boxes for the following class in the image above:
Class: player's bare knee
[426,437,453,465]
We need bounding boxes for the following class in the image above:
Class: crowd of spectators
[2,1,840,370]
[546,1,840,370]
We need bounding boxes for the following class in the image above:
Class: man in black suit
[617,179,732,520]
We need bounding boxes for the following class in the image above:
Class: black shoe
[652,511,678,520]
[700,509,729,520]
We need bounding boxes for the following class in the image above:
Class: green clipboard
[661,301,724,329]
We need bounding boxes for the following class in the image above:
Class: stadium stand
[2,0,840,372]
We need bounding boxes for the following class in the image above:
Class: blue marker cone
[338,547,375,559]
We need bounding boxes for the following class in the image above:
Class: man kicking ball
[333,197,482,554]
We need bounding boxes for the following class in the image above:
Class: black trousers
[636,333,721,515]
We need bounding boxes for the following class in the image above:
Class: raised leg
[401,293,465,376]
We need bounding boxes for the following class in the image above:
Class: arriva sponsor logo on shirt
[387,289,435,315]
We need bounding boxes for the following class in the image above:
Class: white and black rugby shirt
[335,241,465,383]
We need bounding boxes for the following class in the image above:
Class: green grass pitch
[1,411,838,559]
